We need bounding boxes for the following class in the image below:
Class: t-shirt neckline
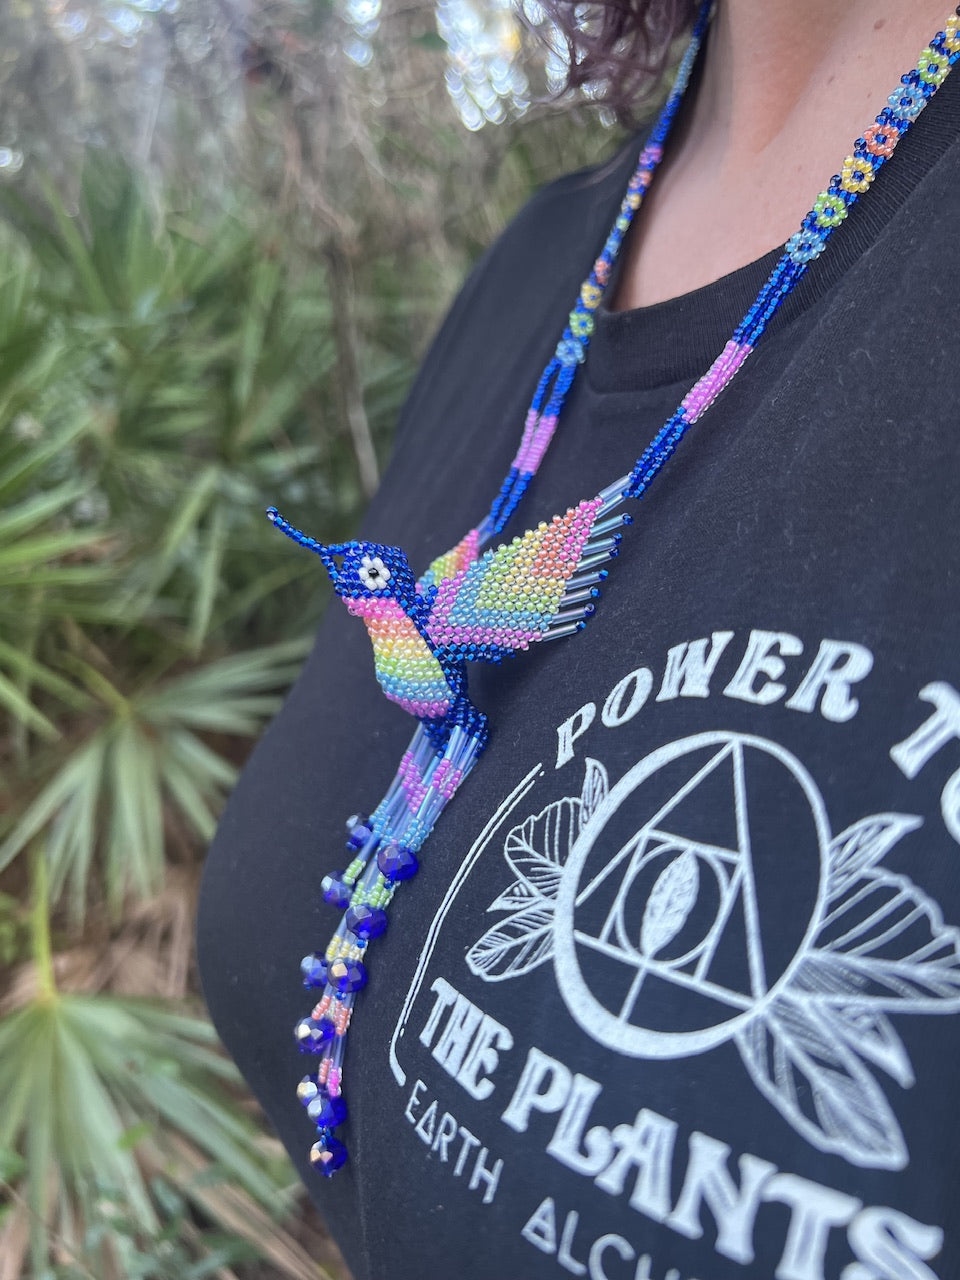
[586,64,960,396]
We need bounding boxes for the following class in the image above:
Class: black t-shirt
[197,69,960,1280]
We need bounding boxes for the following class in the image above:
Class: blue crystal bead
[346,817,373,852]
[345,903,388,939]
[310,1134,348,1177]
[300,953,328,988]
[321,871,352,909]
[328,957,368,993]
[294,1016,335,1054]
[296,1076,320,1106]
[377,843,418,882]
[307,1091,348,1129]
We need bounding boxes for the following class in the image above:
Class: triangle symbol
[651,744,742,855]
[699,871,755,999]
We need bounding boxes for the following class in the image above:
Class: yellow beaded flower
[840,154,874,195]
[946,16,960,54]
[580,283,603,310]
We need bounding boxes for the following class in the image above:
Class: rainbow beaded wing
[418,529,482,592]
[424,496,627,661]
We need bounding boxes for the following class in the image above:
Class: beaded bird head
[266,509,417,605]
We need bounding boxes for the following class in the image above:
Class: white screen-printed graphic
[460,733,960,1171]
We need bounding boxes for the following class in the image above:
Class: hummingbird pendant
[266,482,630,1176]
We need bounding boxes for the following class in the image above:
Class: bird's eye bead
[358,555,391,590]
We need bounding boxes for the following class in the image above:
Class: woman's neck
[610,0,949,310]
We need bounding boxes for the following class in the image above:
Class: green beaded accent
[569,311,596,339]
[919,45,949,84]
[343,857,365,886]
[368,875,394,908]
[814,191,847,228]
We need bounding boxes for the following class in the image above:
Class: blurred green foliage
[0,154,355,1279]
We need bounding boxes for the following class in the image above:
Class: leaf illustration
[466,904,555,981]
[504,796,580,900]
[579,757,609,831]
[735,991,907,1170]
[812,867,960,1012]
[829,1004,914,1088]
[639,848,699,958]
[792,954,914,1086]
[825,813,922,898]
[486,878,542,914]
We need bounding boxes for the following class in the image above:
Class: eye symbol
[359,555,391,590]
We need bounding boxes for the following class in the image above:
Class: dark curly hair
[536,0,697,120]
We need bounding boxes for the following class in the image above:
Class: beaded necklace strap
[480,0,714,541]
[621,15,960,503]
[481,3,960,527]
[267,7,960,1178]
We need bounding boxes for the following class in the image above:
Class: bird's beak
[266,507,343,587]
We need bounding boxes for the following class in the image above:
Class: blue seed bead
[321,871,352,909]
[297,1076,320,1106]
[328,957,368,993]
[345,904,388,939]
[377,843,419,882]
[294,1016,335,1054]
[300,953,328,988]
[310,1134,348,1177]
[307,1092,348,1129]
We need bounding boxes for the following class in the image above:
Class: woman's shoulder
[478,132,641,279]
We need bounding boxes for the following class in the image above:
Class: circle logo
[552,732,829,1057]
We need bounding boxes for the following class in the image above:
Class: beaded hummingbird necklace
[267,5,960,1176]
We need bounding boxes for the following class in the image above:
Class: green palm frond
[0,14,616,1273]
[0,851,321,1280]
[1,641,308,918]
[0,992,303,1277]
